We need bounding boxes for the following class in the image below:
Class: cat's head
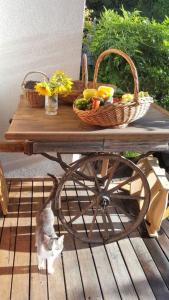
[43,234,64,256]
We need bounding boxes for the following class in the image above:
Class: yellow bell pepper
[97,86,114,99]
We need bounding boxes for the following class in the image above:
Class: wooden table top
[5,96,169,144]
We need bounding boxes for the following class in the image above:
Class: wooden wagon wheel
[56,154,150,244]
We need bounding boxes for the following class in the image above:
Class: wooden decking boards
[1,179,169,300]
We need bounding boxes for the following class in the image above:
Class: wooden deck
[1,179,169,300]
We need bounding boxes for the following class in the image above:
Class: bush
[84,9,169,107]
[86,0,169,22]
[157,95,169,111]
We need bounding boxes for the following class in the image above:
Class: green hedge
[84,9,169,108]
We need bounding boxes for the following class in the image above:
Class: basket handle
[21,71,49,88]
[93,49,139,104]
[81,53,88,89]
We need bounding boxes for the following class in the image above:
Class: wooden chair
[131,156,169,237]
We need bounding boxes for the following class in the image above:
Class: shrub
[84,9,169,107]
[158,95,169,111]
[86,0,169,22]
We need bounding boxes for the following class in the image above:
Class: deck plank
[115,212,155,300]
[44,181,67,300]
[78,186,121,300]
[120,212,169,299]
[61,232,84,300]
[130,232,169,300]
[10,180,32,300]
[0,178,169,300]
[119,238,155,300]
[0,180,21,300]
[66,186,103,300]
[63,187,94,300]
[106,242,138,300]
[30,180,48,300]
[143,235,169,290]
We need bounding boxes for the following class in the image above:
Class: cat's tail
[42,174,59,210]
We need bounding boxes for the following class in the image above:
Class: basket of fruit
[73,48,153,128]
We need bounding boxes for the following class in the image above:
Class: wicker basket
[22,71,49,108]
[73,48,153,128]
[59,53,115,104]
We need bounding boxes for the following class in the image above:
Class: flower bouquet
[35,70,73,115]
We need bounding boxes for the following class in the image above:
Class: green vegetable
[74,98,89,110]
[100,99,105,106]
[113,88,124,98]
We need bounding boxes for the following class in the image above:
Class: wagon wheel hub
[99,193,111,208]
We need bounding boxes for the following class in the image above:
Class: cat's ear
[44,234,54,249]
[58,235,64,247]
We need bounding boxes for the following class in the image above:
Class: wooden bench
[0,141,24,215]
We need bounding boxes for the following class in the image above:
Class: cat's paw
[38,263,46,270]
[48,267,55,274]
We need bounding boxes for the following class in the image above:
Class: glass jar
[45,94,58,115]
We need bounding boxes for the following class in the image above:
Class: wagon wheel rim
[56,154,150,244]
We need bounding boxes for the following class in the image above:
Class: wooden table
[4,96,169,244]
[5,96,169,154]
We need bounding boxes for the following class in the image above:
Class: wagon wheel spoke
[104,207,115,233]
[88,204,99,239]
[102,163,131,181]
[68,199,97,225]
[72,175,97,194]
[108,173,140,194]
[105,161,120,190]
[90,162,101,192]
[101,209,109,240]
[74,169,95,182]
[111,194,146,201]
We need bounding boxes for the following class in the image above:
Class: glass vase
[45,94,58,115]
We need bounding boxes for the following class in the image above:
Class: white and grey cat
[35,174,64,274]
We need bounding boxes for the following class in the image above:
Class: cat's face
[44,235,64,257]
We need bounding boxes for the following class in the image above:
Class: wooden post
[0,161,8,215]
[101,159,109,177]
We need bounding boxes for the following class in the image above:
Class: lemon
[121,93,134,102]
[83,89,97,99]
[139,91,149,97]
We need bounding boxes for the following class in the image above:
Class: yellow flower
[54,86,65,94]
[35,82,52,96]
[34,70,73,96]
